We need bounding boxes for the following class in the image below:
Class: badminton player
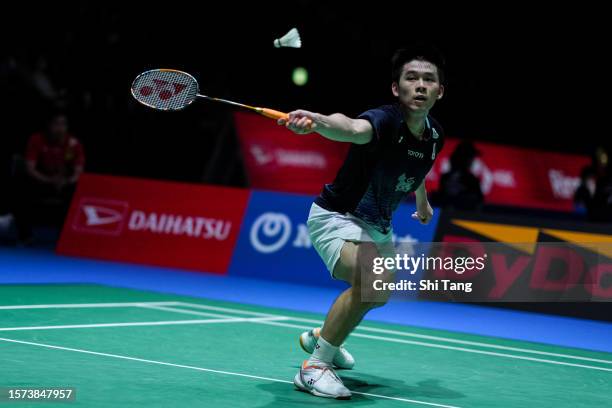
[279,45,446,399]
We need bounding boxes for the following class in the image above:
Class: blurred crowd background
[1,2,610,246]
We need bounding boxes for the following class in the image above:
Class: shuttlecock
[274,28,301,48]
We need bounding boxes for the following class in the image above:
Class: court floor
[1,284,610,407]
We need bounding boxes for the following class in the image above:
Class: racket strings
[131,69,198,111]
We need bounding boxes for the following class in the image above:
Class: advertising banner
[57,174,249,274]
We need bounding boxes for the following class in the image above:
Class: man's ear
[391,82,399,97]
[437,84,445,100]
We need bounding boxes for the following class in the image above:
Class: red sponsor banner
[57,174,250,274]
[426,139,591,212]
[234,111,349,194]
[235,111,590,212]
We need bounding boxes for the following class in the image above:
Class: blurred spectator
[573,165,596,215]
[438,141,484,211]
[0,160,12,233]
[27,56,59,101]
[12,112,85,245]
[589,146,612,222]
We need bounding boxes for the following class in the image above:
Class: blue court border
[0,248,610,353]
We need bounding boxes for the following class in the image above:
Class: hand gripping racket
[131,69,310,126]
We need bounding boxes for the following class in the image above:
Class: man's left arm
[67,165,83,184]
[67,142,85,184]
[412,180,434,224]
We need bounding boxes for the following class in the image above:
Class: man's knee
[335,241,394,307]
[359,287,391,309]
[347,280,391,312]
[358,266,394,308]
[359,298,389,311]
[334,241,384,284]
[332,242,360,283]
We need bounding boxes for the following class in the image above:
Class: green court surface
[0,284,610,407]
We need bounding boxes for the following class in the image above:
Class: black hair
[391,44,446,85]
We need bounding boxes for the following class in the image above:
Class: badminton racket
[131,69,311,127]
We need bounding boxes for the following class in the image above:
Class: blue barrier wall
[228,190,440,287]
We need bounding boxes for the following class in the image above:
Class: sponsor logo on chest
[407,142,437,161]
[407,149,424,159]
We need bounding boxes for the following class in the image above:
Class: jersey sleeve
[72,139,85,168]
[24,133,43,163]
[357,106,395,143]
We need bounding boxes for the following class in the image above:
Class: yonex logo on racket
[139,79,188,101]
[130,69,199,111]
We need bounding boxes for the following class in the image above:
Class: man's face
[48,115,68,143]
[595,147,609,168]
[392,60,444,112]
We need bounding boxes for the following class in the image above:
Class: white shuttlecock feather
[274,28,301,48]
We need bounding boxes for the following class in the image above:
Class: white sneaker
[293,360,351,399]
[299,328,355,369]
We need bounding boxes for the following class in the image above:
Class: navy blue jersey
[315,104,444,234]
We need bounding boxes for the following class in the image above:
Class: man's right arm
[25,161,54,184]
[279,110,373,145]
[24,135,54,184]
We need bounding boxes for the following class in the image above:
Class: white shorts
[307,203,395,277]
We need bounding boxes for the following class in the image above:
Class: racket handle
[258,108,313,128]
[258,108,288,120]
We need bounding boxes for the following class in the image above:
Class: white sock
[307,334,338,367]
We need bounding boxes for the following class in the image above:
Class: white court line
[256,320,612,373]
[173,302,612,367]
[0,316,289,331]
[4,301,611,366]
[0,337,462,408]
[138,304,239,320]
[0,302,181,310]
[152,305,612,372]
[351,326,612,365]
[175,302,277,317]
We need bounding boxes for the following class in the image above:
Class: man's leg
[294,241,392,399]
[319,241,392,346]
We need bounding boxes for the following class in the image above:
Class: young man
[279,45,446,399]
[14,112,85,244]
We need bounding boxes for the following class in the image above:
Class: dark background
[2,2,609,186]
[1,2,610,321]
